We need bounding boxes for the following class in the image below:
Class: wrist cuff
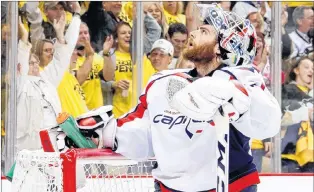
[102,119,117,149]
[73,12,81,18]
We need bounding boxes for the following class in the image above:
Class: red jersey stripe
[116,72,191,127]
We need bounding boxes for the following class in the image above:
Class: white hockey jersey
[114,66,281,191]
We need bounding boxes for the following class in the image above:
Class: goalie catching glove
[169,75,251,122]
[76,105,117,149]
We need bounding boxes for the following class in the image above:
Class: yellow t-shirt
[142,55,157,87]
[19,2,73,32]
[163,9,186,26]
[76,53,104,110]
[270,1,314,7]
[80,1,90,15]
[131,55,157,105]
[297,85,309,94]
[251,139,264,149]
[112,51,133,118]
[57,71,88,118]
[120,2,133,27]
[282,121,314,166]
[112,52,156,118]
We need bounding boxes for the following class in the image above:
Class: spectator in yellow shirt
[111,22,133,118]
[107,21,155,117]
[74,22,115,110]
[38,1,73,25]
[57,46,88,118]
[26,2,76,42]
[162,1,186,26]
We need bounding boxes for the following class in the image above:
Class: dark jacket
[81,2,119,52]
[282,82,312,113]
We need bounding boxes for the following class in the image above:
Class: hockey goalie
[41,4,280,192]
[13,4,281,192]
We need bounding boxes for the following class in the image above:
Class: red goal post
[11,149,156,192]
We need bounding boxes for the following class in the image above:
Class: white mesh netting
[11,149,156,192]
[12,150,63,192]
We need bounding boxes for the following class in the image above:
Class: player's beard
[183,41,217,65]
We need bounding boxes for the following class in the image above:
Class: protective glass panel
[2,1,18,175]
[279,2,314,174]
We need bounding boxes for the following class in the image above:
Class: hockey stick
[215,108,229,192]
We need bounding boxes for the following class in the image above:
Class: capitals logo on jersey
[153,112,215,139]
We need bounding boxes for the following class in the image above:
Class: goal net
[11,149,156,192]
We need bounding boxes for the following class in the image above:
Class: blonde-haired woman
[162,1,186,25]
[31,39,55,69]
[144,2,168,38]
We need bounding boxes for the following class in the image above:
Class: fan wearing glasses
[16,11,81,152]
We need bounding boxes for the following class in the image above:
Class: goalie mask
[196,3,257,66]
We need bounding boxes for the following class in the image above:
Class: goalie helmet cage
[11,149,156,192]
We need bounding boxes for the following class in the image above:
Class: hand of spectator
[68,1,81,14]
[113,80,130,90]
[18,16,28,43]
[103,35,114,55]
[53,11,66,43]
[260,2,266,17]
[25,2,39,14]
[83,40,95,57]
[281,9,288,27]
[264,142,272,158]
